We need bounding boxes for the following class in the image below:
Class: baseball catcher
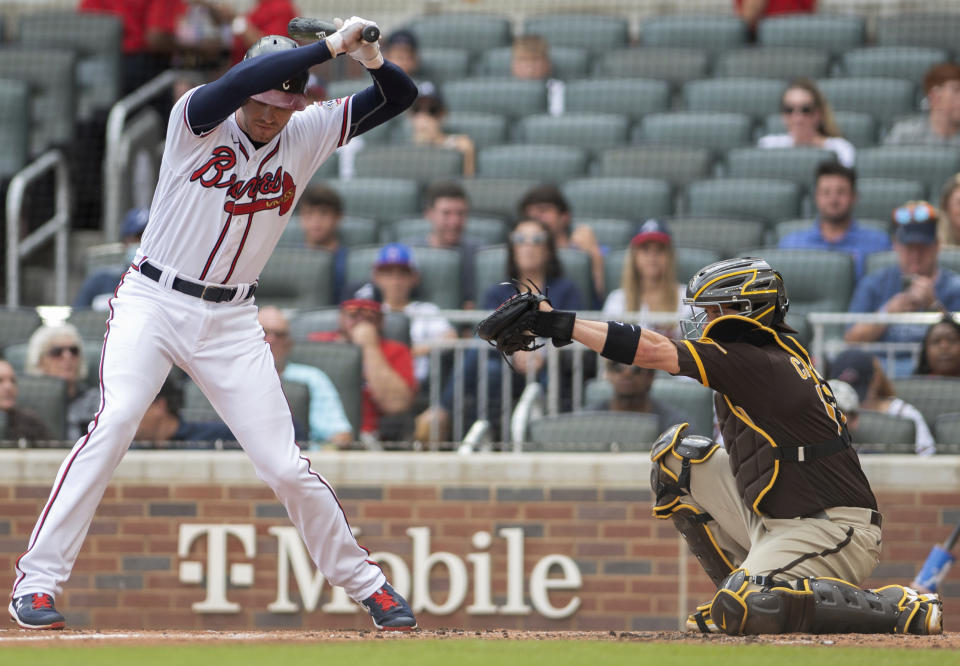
[477,257,943,635]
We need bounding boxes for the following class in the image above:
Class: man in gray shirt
[885,62,960,147]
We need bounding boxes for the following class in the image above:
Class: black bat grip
[361,25,380,43]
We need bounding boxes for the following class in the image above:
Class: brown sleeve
[672,339,780,411]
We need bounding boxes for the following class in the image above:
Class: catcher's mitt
[475,280,577,361]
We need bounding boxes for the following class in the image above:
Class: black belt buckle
[201,284,231,302]
[871,511,882,528]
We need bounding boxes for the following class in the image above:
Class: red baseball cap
[631,219,672,246]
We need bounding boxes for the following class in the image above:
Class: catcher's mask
[244,35,309,110]
[680,257,789,340]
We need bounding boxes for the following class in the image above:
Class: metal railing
[5,150,71,307]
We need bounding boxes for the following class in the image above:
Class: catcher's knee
[649,424,731,585]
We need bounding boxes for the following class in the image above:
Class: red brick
[199,502,252,518]
[884,508,938,524]
[524,505,574,520]
[74,556,119,573]
[602,523,652,539]
[121,486,170,500]
[387,486,438,501]
[575,542,625,557]
[96,538,148,553]
[603,596,650,613]
[228,486,275,500]
[416,505,467,520]
[121,592,172,608]
[549,524,598,538]
[468,505,520,519]
[121,521,173,536]
[364,505,413,519]
[14,485,52,499]
[99,503,145,517]
[173,485,225,500]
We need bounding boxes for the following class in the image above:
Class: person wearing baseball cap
[845,200,960,377]
[72,208,151,311]
[601,219,694,338]
[309,282,417,441]
[371,243,456,385]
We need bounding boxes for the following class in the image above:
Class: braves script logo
[189,146,296,217]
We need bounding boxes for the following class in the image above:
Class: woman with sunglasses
[24,324,100,442]
[408,91,475,176]
[758,78,855,168]
[938,173,960,247]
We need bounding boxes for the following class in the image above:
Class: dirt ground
[0,629,958,648]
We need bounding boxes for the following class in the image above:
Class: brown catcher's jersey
[672,315,877,519]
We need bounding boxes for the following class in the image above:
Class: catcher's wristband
[601,321,642,365]
[533,310,576,347]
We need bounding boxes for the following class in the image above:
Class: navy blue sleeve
[187,41,334,134]
[344,61,418,142]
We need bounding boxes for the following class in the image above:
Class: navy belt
[138,260,256,303]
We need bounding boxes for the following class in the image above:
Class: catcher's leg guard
[706,570,944,635]
[650,424,732,586]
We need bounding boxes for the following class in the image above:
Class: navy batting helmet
[244,35,309,109]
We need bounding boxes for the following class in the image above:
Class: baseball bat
[911,518,960,593]
[287,17,380,44]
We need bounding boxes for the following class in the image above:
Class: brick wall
[1,451,957,631]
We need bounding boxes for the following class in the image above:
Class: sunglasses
[510,232,548,245]
[893,202,937,225]
[781,104,815,115]
[263,328,289,339]
[47,345,80,358]
[607,362,649,376]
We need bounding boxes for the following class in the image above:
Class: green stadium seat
[0,47,75,154]
[325,178,420,221]
[442,112,508,149]
[525,412,662,452]
[469,244,592,307]
[407,14,512,52]
[850,411,916,451]
[325,77,368,99]
[865,248,960,276]
[353,145,464,181]
[443,78,547,118]
[683,78,785,120]
[517,113,630,154]
[725,147,836,188]
[474,46,590,80]
[66,308,109,341]
[933,413,960,448]
[602,248,628,299]
[892,377,960,429]
[577,218,635,247]
[557,247,593,306]
[815,78,917,127]
[841,47,949,87]
[595,47,710,86]
[715,47,830,80]
[763,111,878,148]
[675,247,722,284]
[524,14,629,55]
[875,13,960,55]
[563,78,670,121]
[0,308,41,349]
[14,375,67,441]
[19,11,123,119]
[757,14,865,54]
[597,146,713,187]
[667,217,766,257]
[856,147,960,202]
[477,144,588,180]
[345,244,462,310]
[744,248,854,313]
[288,308,411,347]
[561,177,673,220]
[641,15,747,51]
[638,112,754,153]
[0,79,29,179]
[256,248,334,309]
[280,215,379,248]
[389,216,508,246]
[853,178,925,223]
[417,47,471,82]
[649,377,715,437]
[685,178,801,225]
[287,342,364,434]
[459,178,541,219]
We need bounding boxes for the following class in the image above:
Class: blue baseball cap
[121,208,149,238]
[375,243,417,270]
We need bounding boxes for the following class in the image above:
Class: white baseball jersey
[141,88,352,284]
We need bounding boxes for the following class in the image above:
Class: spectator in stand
[938,174,960,247]
[845,201,960,376]
[0,360,53,443]
[518,184,604,307]
[132,375,235,447]
[828,379,861,432]
[758,79,856,168]
[885,63,960,147]
[602,219,694,338]
[382,29,435,95]
[370,243,456,387]
[414,219,585,443]
[778,162,891,280]
[830,348,934,456]
[258,306,353,447]
[511,35,563,116]
[408,91,475,176]
[73,208,150,311]
[309,284,417,444]
[296,184,349,301]
[592,361,684,432]
[221,0,300,65]
[734,0,816,37]
[914,315,960,377]
[417,181,478,308]
[25,324,100,442]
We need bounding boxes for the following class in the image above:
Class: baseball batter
[478,257,943,635]
[10,18,418,631]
